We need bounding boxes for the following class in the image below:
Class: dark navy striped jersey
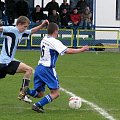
[0,26,31,64]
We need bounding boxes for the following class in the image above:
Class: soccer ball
[69,96,82,109]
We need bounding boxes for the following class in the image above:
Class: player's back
[38,36,59,68]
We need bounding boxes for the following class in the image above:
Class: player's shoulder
[42,36,62,46]
[3,26,15,30]
[2,26,17,33]
[42,36,57,42]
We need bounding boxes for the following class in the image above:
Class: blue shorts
[34,64,59,92]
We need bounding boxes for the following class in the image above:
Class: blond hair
[16,16,30,25]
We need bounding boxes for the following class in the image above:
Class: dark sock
[21,79,30,89]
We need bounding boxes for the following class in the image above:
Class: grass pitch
[0,51,120,120]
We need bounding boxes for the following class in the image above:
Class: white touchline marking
[60,87,116,120]
[33,69,116,119]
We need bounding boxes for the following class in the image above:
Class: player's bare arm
[31,20,49,34]
[0,27,3,32]
[65,45,89,54]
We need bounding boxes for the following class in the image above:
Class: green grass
[0,51,120,120]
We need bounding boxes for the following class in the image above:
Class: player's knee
[56,92,60,98]
[54,93,60,99]
[50,89,60,99]
[27,67,33,75]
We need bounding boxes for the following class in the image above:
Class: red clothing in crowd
[70,13,81,24]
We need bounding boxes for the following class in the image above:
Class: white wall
[96,0,120,28]
[95,0,120,39]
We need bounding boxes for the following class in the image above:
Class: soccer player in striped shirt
[0,16,49,103]
[23,22,89,112]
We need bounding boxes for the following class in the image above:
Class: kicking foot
[32,104,44,113]
[18,87,32,103]
[23,95,32,103]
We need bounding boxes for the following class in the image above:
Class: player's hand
[82,45,89,51]
[42,20,49,26]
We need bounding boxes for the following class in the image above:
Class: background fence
[0,28,120,51]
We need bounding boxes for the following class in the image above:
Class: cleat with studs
[32,104,44,113]
[18,87,32,103]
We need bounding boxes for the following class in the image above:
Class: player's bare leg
[17,62,33,103]
[49,89,60,99]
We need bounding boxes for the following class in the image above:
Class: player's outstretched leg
[17,63,33,103]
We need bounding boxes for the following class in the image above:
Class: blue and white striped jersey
[38,36,68,67]
[0,26,31,64]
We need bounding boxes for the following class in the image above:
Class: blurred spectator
[59,0,70,13]
[16,0,29,17]
[48,9,60,25]
[76,0,88,13]
[60,8,70,28]
[86,0,93,12]
[5,0,16,25]
[81,7,92,29]
[0,0,5,19]
[31,5,47,25]
[45,0,59,17]
[70,8,81,27]
[70,0,78,11]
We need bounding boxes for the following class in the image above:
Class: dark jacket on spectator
[48,10,60,25]
[60,9,70,27]
[0,0,5,12]
[5,0,16,25]
[45,0,59,16]
[31,11,43,23]
[0,0,5,18]
[59,2,70,13]
[76,0,88,13]
[16,0,29,17]
[31,8,47,23]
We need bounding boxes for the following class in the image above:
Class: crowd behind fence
[0,0,93,30]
